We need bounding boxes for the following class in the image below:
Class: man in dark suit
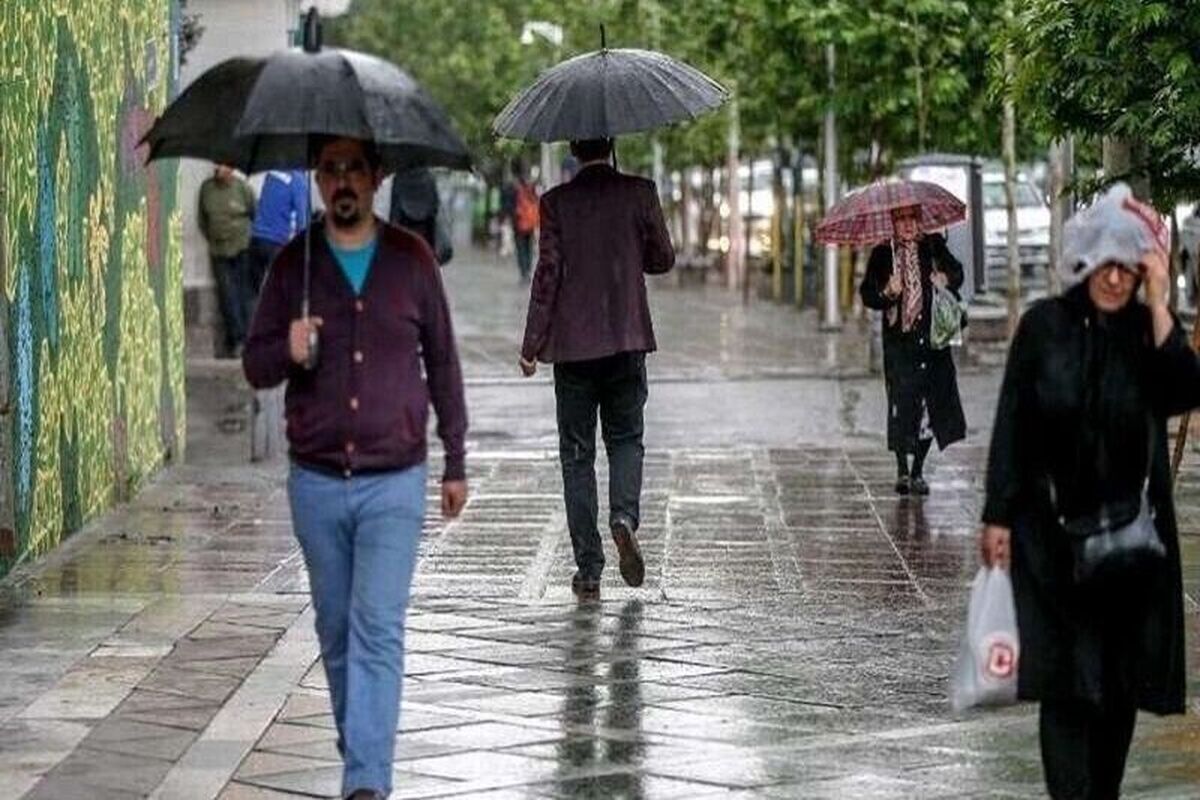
[519,138,675,600]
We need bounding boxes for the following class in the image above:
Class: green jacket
[199,176,256,258]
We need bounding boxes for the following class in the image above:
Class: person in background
[505,158,539,282]
[389,167,452,265]
[198,163,256,357]
[519,137,675,601]
[980,184,1197,799]
[248,169,310,312]
[859,206,967,495]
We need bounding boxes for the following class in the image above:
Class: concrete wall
[0,1,184,578]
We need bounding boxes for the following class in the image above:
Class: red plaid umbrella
[814,180,966,246]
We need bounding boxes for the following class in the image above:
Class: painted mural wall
[0,2,185,579]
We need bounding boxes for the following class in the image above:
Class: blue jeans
[287,463,428,798]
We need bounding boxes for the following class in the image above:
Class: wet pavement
[1,250,1198,798]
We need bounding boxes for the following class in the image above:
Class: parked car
[981,170,1051,291]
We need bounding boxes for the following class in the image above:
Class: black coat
[860,234,967,453]
[982,286,1200,713]
[389,168,452,265]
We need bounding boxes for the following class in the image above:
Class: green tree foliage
[1010,0,1200,206]
[328,0,1015,178]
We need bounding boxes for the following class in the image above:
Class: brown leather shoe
[611,521,645,587]
[571,572,601,601]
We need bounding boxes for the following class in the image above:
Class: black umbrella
[142,10,470,369]
[140,13,471,173]
[493,28,728,143]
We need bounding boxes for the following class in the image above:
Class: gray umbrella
[493,37,728,143]
[141,19,470,173]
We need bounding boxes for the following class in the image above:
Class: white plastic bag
[950,566,1020,711]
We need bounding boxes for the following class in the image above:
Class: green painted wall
[0,2,185,579]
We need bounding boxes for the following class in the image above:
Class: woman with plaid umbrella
[848,191,968,495]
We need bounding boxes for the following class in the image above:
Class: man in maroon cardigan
[519,137,675,600]
[243,137,467,800]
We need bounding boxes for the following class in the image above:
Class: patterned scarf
[887,239,923,332]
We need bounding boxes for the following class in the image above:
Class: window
[983,181,1043,210]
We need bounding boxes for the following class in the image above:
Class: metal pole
[794,144,806,308]
[726,89,743,292]
[822,43,841,330]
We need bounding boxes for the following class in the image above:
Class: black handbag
[1052,419,1166,584]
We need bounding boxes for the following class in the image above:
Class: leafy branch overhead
[327,0,1200,202]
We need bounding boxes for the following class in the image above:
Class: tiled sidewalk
[2,253,1198,798]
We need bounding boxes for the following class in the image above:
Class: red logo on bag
[980,633,1018,681]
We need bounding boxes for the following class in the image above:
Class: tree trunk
[1002,5,1020,337]
[1047,140,1064,295]
[726,90,744,292]
[1103,137,1151,200]
[793,145,806,308]
[699,167,717,258]
[680,168,693,257]
[772,147,786,302]
[1171,211,1181,310]
[822,43,841,330]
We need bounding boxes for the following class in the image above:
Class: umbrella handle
[600,24,607,50]
[301,168,320,371]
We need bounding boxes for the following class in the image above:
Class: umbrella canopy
[141,40,470,173]
[814,180,966,247]
[493,46,728,142]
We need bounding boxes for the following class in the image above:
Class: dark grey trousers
[1040,697,1137,800]
[553,352,648,581]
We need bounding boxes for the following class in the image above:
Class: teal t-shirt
[328,235,378,295]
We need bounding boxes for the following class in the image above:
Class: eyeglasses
[1098,262,1140,277]
[317,159,369,180]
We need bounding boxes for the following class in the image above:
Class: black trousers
[1040,698,1138,800]
[514,231,534,279]
[246,237,282,327]
[553,352,648,581]
[210,251,250,353]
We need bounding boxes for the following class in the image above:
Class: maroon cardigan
[521,165,675,363]
[243,220,467,481]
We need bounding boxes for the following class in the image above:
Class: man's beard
[330,191,362,228]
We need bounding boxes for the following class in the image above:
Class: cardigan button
[354,350,364,363]
[345,441,356,454]
[349,397,359,411]
[343,469,352,479]
[355,300,365,313]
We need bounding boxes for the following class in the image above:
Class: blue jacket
[251,170,310,246]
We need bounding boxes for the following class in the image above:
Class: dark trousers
[210,251,250,353]
[1039,698,1138,799]
[553,352,648,581]
[246,237,283,327]
[515,231,534,279]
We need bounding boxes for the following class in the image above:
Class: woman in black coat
[860,207,967,494]
[980,186,1195,798]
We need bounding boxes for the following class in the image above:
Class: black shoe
[571,572,601,600]
[910,476,930,495]
[894,476,911,495]
[611,521,646,588]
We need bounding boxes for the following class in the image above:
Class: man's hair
[569,138,614,163]
[310,135,383,171]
